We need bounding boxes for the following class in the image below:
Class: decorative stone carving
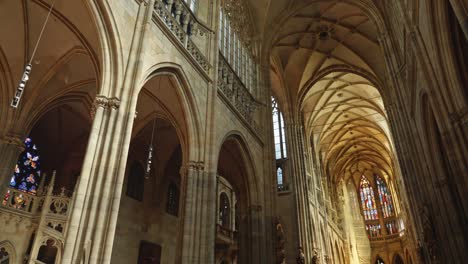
[1,134,25,150]
[275,217,286,264]
[311,249,319,264]
[153,0,211,73]
[296,246,305,264]
[221,0,254,46]
[217,53,260,132]
[420,205,438,262]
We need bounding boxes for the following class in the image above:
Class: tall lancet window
[9,138,42,195]
[375,175,394,218]
[359,175,378,220]
[272,97,287,190]
[272,97,287,160]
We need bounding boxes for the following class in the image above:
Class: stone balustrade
[1,186,73,235]
[217,53,260,132]
[153,0,211,72]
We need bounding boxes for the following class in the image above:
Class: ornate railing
[2,188,42,213]
[217,53,260,132]
[1,185,73,236]
[153,0,211,73]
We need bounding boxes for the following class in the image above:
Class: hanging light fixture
[145,119,157,179]
[11,0,57,108]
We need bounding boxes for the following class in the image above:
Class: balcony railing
[217,53,260,132]
[153,0,211,73]
[1,185,73,236]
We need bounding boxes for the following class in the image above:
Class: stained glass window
[385,220,398,234]
[359,175,378,220]
[9,138,41,195]
[166,182,179,216]
[366,224,382,238]
[375,175,394,218]
[272,97,287,160]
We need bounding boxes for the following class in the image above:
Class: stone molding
[0,134,25,150]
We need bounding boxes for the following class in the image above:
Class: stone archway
[215,133,260,264]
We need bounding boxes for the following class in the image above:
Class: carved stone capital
[108,97,121,109]
[1,134,25,150]
[94,95,121,110]
[95,95,110,109]
[180,161,205,176]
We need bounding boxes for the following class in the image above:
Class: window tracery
[9,138,41,195]
[359,175,378,221]
[375,175,394,218]
[272,97,287,160]
[218,0,256,93]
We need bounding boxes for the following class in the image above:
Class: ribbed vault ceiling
[269,1,395,184]
[0,0,100,131]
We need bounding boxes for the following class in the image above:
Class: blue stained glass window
[359,175,378,221]
[376,175,394,218]
[9,138,42,195]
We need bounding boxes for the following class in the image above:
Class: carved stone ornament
[1,134,25,150]
[275,217,286,264]
[221,0,254,46]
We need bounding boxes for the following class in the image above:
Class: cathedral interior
[0,0,467,263]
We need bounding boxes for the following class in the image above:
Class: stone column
[0,134,24,196]
[286,121,313,256]
[180,162,216,264]
[248,204,263,264]
[62,96,116,263]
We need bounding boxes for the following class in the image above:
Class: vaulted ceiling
[0,0,100,133]
[263,0,396,184]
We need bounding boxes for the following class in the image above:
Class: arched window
[37,239,57,264]
[166,182,179,216]
[219,193,230,229]
[9,138,41,195]
[126,161,144,201]
[375,175,394,218]
[359,175,378,220]
[272,97,287,159]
